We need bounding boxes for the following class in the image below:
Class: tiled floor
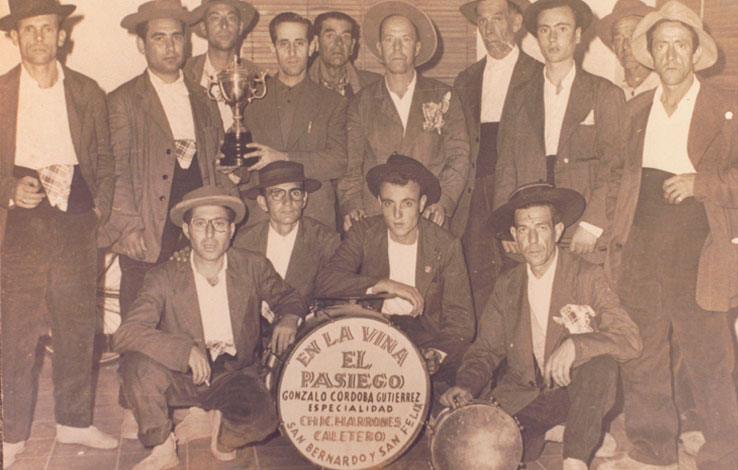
[7,353,698,470]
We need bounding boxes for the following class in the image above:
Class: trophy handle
[248,71,268,103]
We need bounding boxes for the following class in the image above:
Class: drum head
[277,315,430,470]
[429,401,523,470]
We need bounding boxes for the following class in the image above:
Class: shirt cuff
[578,221,603,239]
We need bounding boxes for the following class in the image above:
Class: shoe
[545,424,566,442]
[595,432,618,458]
[2,440,26,468]
[174,407,212,444]
[679,431,705,457]
[210,410,236,461]
[563,458,589,470]
[596,455,677,470]
[132,433,178,470]
[56,424,118,449]
[121,409,139,440]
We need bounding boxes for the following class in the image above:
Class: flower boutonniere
[422,91,451,135]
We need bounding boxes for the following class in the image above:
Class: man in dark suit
[308,11,381,97]
[235,12,347,230]
[234,161,339,306]
[453,0,542,312]
[602,3,738,469]
[0,0,117,463]
[114,186,305,470]
[338,1,470,235]
[442,183,641,470]
[494,0,625,264]
[317,155,475,387]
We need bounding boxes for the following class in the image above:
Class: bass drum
[277,311,431,470]
[428,400,523,470]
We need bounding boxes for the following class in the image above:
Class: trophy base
[220,131,261,168]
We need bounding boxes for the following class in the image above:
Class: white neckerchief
[382,229,418,316]
[527,248,559,368]
[642,78,700,175]
[543,64,576,156]
[481,46,519,123]
[386,71,417,133]
[148,69,196,140]
[191,252,236,360]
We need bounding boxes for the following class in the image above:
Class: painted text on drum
[295,325,411,367]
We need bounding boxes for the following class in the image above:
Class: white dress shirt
[642,79,700,175]
[15,61,78,170]
[382,231,418,316]
[386,71,417,133]
[265,222,299,279]
[148,69,196,141]
[527,248,559,368]
[191,253,236,360]
[543,64,576,156]
[200,54,235,132]
[481,46,519,123]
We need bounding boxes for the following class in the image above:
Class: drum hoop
[276,313,432,470]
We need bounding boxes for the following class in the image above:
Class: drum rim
[276,313,432,470]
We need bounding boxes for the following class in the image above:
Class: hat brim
[523,0,592,37]
[489,187,585,240]
[0,4,76,31]
[243,177,321,200]
[121,7,192,33]
[190,0,257,38]
[460,0,530,26]
[630,8,717,72]
[366,161,441,206]
[170,194,247,227]
[363,1,438,67]
[595,4,653,51]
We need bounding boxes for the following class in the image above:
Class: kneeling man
[113,186,306,470]
[442,183,642,470]
[316,155,475,387]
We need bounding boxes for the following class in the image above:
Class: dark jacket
[457,249,642,415]
[0,64,115,247]
[113,247,306,372]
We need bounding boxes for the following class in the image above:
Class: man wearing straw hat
[453,0,542,313]
[443,183,641,470]
[338,1,470,235]
[0,0,118,464]
[601,2,738,470]
[596,0,659,101]
[184,0,260,132]
[114,185,305,470]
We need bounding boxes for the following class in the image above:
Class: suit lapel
[174,262,206,341]
[62,69,83,163]
[544,252,568,361]
[379,80,404,129]
[138,73,175,141]
[0,66,20,175]
[514,269,536,378]
[284,221,310,289]
[363,224,390,279]
[186,78,213,182]
[524,74,546,153]
[414,221,441,296]
[226,257,247,350]
[557,70,592,155]
[688,84,722,169]
[403,77,428,145]
[631,96,653,168]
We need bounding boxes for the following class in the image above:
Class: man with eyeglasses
[234,161,340,311]
[113,185,305,470]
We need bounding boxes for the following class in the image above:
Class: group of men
[1,0,737,469]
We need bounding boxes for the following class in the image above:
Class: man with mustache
[308,11,381,97]
[494,0,625,264]
[452,0,542,313]
[338,1,470,235]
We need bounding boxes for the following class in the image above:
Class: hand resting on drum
[271,313,300,356]
[439,386,473,408]
[370,279,424,317]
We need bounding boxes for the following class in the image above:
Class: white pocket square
[581,109,595,126]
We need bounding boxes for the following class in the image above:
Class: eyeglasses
[189,217,231,232]
[266,188,305,202]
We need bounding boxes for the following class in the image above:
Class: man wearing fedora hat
[597,0,660,101]
[442,183,641,470]
[113,185,305,470]
[338,1,470,236]
[184,0,260,133]
[494,0,625,263]
[318,155,474,389]
[0,0,118,463]
[452,0,543,313]
[233,161,339,309]
[602,2,738,469]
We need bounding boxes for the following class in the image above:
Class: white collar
[486,45,519,69]
[20,60,64,90]
[543,63,576,94]
[190,251,228,283]
[653,76,701,113]
[385,70,417,100]
[526,247,559,283]
[147,68,188,95]
[268,221,300,241]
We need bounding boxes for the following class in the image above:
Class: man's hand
[343,209,366,232]
[502,240,519,254]
[271,313,300,356]
[14,175,45,209]
[421,348,441,375]
[422,203,446,226]
[544,338,576,388]
[120,229,148,260]
[246,143,288,171]
[188,346,211,386]
[663,173,696,205]
[372,279,424,317]
[170,246,191,263]
[569,226,598,254]
[440,386,473,408]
